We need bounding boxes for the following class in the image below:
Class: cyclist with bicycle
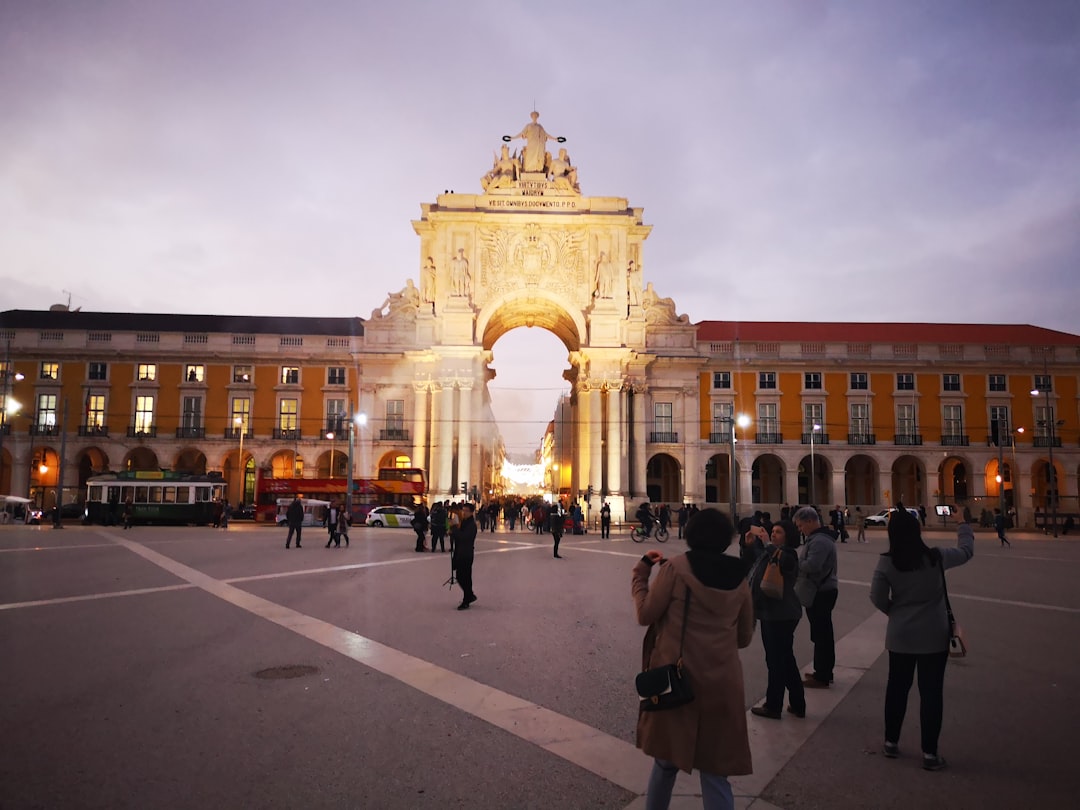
[636,502,655,538]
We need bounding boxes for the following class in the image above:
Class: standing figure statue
[506,111,563,174]
[421,256,437,303]
[627,260,643,307]
[450,248,471,297]
[594,251,614,299]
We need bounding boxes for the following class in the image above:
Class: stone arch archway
[646,453,681,504]
[704,452,740,505]
[938,455,970,502]
[891,455,925,506]
[174,448,207,475]
[752,454,784,506]
[797,453,830,505]
[123,447,159,472]
[477,289,585,354]
[845,454,879,507]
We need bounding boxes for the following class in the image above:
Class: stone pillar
[631,386,647,498]
[457,381,473,496]
[879,469,893,509]
[412,383,428,473]
[738,466,754,513]
[576,384,591,502]
[785,467,801,507]
[437,382,454,497]
[357,384,377,478]
[606,386,621,495]
[589,387,602,500]
[681,387,697,503]
[831,469,847,508]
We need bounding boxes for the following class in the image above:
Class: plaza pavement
[1,519,1077,809]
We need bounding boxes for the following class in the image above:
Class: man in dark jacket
[285,497,304,549]
[794,506,838,688]
[450,503,478,609]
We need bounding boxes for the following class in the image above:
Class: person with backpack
[429,501,447,552]
[412,502,429,552]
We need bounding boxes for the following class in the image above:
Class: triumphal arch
[362,112,695,508]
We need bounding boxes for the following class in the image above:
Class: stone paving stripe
[0,583,195,611]
[839,578,1080,614]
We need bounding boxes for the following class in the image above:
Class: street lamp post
[809,423,821,507]
[326,431,336,479]
[728,414,750,521]
[346,412,366,517]
[0,340,25,493]
[52,398,68,530]
[1031,385,1062,538]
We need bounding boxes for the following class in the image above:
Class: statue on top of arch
[481,111,579,193]
[642,282,689,325]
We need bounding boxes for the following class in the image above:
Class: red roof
[694,321,1080,346]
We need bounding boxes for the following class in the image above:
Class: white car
[864,507,920,526]
[365,505,415,528]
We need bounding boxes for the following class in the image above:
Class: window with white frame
[326,398,346,433]
[281,366,300,385]
[758,402,778,435]
[36,394,58,427]
[231,397,250,434]
[758,371,777,390]
[182,396,202,429]
[86,395,106,428]
[184,364,205,383]
[850,372,868,391]
[712,401,733,433]
[1034,405,1052,440]
[40,362,59,380]
[134,395,155,433]
[137,363,157,381]
[233,365,252,383]
[804,372,822,390]
[943,404,963,437]
[988,374,1006,392]
[654,402,673,435]
[279,398,298,431]
[327,366,346,385]
[897,403,916,437]
[386,399,404,435]
[88,362,107,381]
[1033,374,1052,393]
[990,406,1009,442]
[712,371,731,389]
[850,403,869,437]
[943,373,961,392]
[897,373,915,391]
[804,403,823,433]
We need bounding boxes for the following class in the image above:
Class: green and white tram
[85,471,225,525]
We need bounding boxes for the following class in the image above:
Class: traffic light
[460,481,468,495]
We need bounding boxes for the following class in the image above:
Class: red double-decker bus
[254,467,426,523]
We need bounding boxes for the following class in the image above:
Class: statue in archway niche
[626,260,643,308]
[421,257,437,303]
[505,111,564,174]
[594,251,614,298]
[450,248,472,297]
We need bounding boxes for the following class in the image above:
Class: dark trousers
[806,588,838,682]
[884,650,949,755]
[761,618,805,712]
[552,530,562,557]
[455,554,475,601]
[414,527,426,551]
[285,525,302,547]
[601,518,610,538]
[431,527,446,551]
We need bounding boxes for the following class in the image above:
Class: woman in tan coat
[632,508,755,810]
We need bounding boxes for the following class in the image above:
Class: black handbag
[635,590,694,711]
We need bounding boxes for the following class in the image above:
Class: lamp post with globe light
[234,415,246,507]
[729,414,751,520]
[0,354,25,493]
[346,412,367,518]
[809,423,822,507]
[1030,385,1063,537]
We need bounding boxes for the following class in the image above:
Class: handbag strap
[937,552,956,626]
[677,588,692,663]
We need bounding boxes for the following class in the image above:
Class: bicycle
[631,519,669,543]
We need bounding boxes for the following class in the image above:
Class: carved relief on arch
[479,224,587,306]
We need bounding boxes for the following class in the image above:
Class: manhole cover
[253,665,320,680]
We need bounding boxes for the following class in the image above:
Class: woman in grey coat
[870,507,974,771]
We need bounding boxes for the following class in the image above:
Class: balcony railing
[175,426,206,439]
[708,432,730,444]
[801,432,830,445]
[847,433,876,445]
[29,424,59,436]
[755,432,783,444]
[273,427,301,440]
[379,428,410,442]
[224,428,253,440]
[1034,436,1062,448]
[78,425,110,437]
[985,434,1014,447]
[649,431,679,443]
[894,434,923,445]
[127,426,158,438]
[940,434,969,446]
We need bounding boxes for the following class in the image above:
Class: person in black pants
[285,497,304,549]
[451,503,477,610]
[600,501,611,539]
[793,506,838,688]
[551,504,565,558]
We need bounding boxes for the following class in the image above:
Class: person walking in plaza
[870,508,974,770]
[631,508,755,810]
[122,497,134,530]
[451,502,478,609]
[749,519,806,720]
[994,508,1010,547]
[335,507,349,548]
[412,502,429,552]
[854,506,867,543]
[551,502,565,558]
[284,496,304,549]
[658,504,671,537]
[325,502,339,548]
[677,503,689,539]
[793,506,838,689]
[600,500,612,538]
[430,500,447,551]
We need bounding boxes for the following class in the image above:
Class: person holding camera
[450,503,478,610]
[631,508,755,809]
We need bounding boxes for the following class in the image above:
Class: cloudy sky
[2,1,1077,461]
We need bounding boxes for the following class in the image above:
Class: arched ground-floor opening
[123,447,159,473]
[174,448,207,475]
[845,454,879,506]
[938,455,970,502]
[891,455,925,506]
[646,453,681,504]
[984,458,1016,510]
[28,446,59,510]
[268,449,300,479]
[704,452,740,506]
[1031,458,1067,509]
[752,454,784,505]
[797,453,830,506]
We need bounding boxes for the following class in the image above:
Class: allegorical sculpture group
[481,111,579,193]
